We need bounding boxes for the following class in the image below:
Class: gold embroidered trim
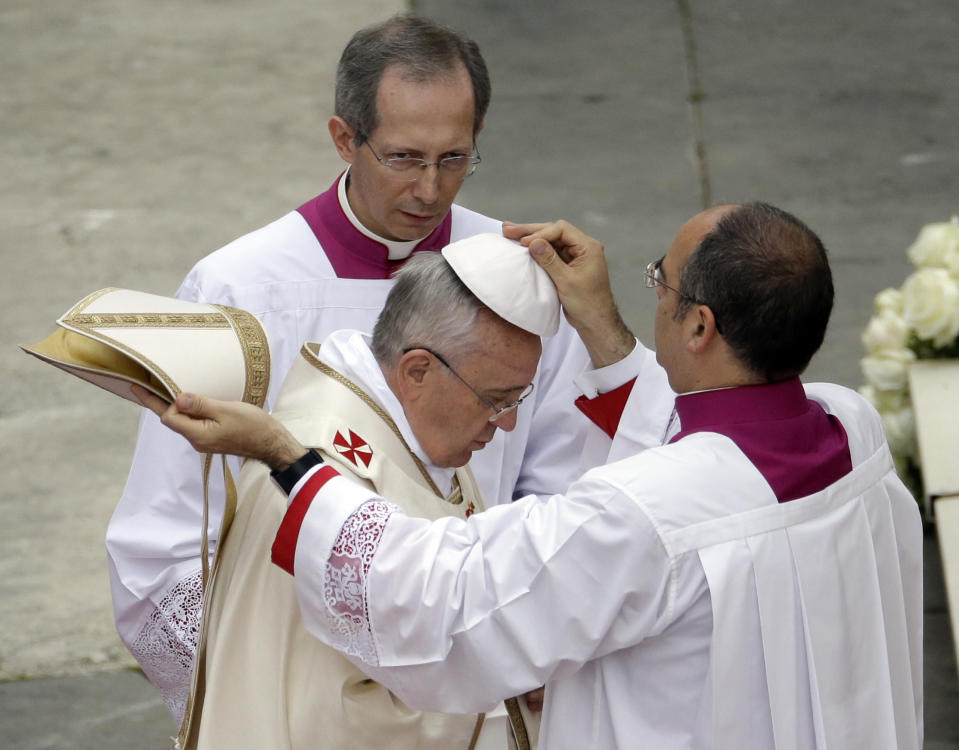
[66,312,233,328]
[214,305,271,408]
[60,293,271,408]
[300,345,446,499]
[65,286,115,314]
[505,696,532,750]
[467,713,486,750]
[446,485,463,505]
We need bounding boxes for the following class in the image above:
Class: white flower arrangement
[859,216,959,503]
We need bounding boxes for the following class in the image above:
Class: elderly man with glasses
[135,235,558,749]
[105,13,590,737]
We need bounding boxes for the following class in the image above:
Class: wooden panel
[935,496,959,675]
[908,360,959,499]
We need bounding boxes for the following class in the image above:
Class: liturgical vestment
[181,331,533,750]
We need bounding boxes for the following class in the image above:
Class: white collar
[318,329,457,495]
[337,169,421,261]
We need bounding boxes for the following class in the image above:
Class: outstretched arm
[503,220,635,368]
[132,385,307,471]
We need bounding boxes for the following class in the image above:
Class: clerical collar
[296,172,454,279]
[670,376,852,503]
[672,377,808,438]
[336,169,420,260]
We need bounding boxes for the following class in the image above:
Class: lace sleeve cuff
[321,499,399,663]
[271,465,401,664]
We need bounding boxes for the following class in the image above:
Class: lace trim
[129,568,203,724]
[323,499,397,664]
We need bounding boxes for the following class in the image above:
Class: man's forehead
[371,64,475,148]
[468,329,541,383]
[668,204,738,269]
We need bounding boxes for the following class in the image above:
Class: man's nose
[411,167,441,204]
[490,408,519,432]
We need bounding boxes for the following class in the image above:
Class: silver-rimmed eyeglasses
[645,258,721,331]
[403,346,534,423]
[365,141,481,182]
[645,257,697,302]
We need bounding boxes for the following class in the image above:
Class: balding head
[676,202,833,382]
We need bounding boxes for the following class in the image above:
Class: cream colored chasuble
[181,340,533,750]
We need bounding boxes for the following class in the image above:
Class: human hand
[131,385,307,471]
[522,686,545,713]
[503,220,635,367]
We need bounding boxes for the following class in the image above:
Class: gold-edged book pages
[21,288,271,408]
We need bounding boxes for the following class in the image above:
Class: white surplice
[277,374,923,750]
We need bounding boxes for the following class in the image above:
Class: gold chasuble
[181,342,531,750]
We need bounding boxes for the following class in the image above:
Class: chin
[450,449,475,468]
[431,451,471,469]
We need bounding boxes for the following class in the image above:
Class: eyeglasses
[365,141,481,182]
[403,346,534,423]
[645,257,705,304]
[645,257,688,297]
[645,258,721,332]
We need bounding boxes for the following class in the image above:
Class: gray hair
[335,14,491,144]
[371,253,489,368]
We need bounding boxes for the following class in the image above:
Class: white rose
[858,383,909,413]
[906,219,959,272]
[860,349,916,391]
[873,287,904,315]
[881,406,917,459]
[901,267,959,347]
[861,309,909,353]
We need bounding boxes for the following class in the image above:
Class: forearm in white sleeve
[273,463,674,715]
[574,339,677,470]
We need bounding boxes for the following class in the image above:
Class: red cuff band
[271,465,339,575]
[574,378,637,439]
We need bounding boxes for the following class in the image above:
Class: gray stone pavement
[1,0,957,747]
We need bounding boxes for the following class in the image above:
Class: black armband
[270,448,324,495]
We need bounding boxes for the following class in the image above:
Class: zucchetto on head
[441,233,561,337]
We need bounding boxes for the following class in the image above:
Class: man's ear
[328,116,358,163]
[394,350,433,402]
[685,305,719,354]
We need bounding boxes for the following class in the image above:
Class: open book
[21,288,271,408]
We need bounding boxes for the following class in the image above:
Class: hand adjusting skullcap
[441,233,561,337]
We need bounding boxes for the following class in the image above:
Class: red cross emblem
[333,429,373,468]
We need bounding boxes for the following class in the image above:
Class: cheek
[375,181,409,211]
[653,305,667,344]
[437,180,461,206]
[355,171,403,210]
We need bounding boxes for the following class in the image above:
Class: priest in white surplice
[148,203,923,750]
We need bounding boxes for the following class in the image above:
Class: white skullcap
[441,233,560,337]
